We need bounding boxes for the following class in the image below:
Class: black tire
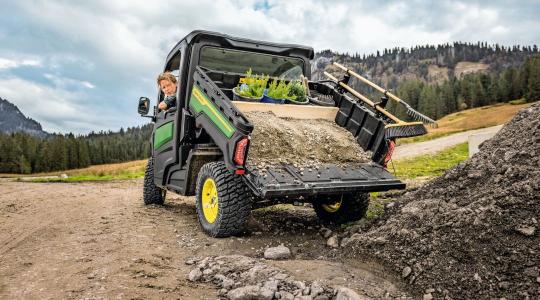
[143,158,165,205]
[313,193,370,224]
[195,161,252,237]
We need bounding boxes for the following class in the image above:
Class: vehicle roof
[165,30,314,63]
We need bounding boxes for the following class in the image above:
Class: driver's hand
[158,101,168,110]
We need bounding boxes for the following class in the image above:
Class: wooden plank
[232,101,338,121]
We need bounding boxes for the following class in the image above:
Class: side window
[158,51,181,103]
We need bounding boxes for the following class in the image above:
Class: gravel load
[244,111,371,168]
[341,103,540,299]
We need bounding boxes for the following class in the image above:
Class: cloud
[0,0,538,134]
[0,77,112,133]
[43,73,95,90]
[0,57,42,70]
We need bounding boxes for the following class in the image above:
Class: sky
[0,0,539,134]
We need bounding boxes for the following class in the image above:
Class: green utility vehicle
[137,30,408,237]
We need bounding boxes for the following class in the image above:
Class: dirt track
[393,125,503,160]
[0,180,409,299]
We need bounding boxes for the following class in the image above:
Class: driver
[157,72,178,110]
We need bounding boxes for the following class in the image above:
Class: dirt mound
[244,111,371,168]
[342,103,540,299]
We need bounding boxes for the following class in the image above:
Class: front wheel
[313,193,370,224]
[143,158,165,205]
[195,162,252,237]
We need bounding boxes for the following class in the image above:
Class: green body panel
[154,122,174,149]
[189,85,236,138]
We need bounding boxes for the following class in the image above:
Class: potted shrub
[262,79,308,104]
[233,69,268,102]
[285,81,308,105]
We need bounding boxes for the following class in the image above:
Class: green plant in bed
[236,68,269,98]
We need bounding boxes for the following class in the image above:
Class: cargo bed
[192,66,406,201]
[244,163,404,199]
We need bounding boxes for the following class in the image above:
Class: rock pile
[186,255,361,300]
[244,111,371,168]
[341,103,540,299]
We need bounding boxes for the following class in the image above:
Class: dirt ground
[0,180,409,299]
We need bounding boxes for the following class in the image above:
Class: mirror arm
[140,115,156,122]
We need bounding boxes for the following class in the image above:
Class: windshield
[199,46,305,79]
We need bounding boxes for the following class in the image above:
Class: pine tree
[418,85,437,118]
[439,81,456,116]
[78,140,91,168]
[525,56,540,102]
[471,76,486,107]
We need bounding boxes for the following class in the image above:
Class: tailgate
[244,163,405,198]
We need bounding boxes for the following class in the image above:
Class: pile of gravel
[341,103,539,299]
[186,255,361,300]
[244,111,371,168]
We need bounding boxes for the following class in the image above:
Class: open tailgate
[244,163,405,199]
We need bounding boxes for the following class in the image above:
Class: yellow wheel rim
[201,178,219,224]
[322,199,342,213]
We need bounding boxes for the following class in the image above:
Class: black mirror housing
[138,97,150,115]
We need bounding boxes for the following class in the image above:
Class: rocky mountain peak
[0,97,48,137]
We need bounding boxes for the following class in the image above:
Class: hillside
[398,102,532,144]
[311,43,540,122]
[312,42,538,88]
[0,97,48,137]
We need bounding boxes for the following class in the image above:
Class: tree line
[384,55,540,121]
[320,41,539,82]
[0,124,152,174]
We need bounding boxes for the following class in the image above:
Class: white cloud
[0,58,18,69]
[43,73,96,90]
[0,57,42,70]
[81,81,95,89]
[0,77,110,133]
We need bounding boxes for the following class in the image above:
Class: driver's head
[157,72,177,96]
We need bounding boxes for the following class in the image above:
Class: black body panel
[244,163,405,199]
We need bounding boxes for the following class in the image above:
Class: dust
[244,111,371,168]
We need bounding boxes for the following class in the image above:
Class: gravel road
[393,125,503,160]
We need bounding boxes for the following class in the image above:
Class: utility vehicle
[137,30,410,237]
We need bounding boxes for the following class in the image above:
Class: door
[153,108,177,186]
[153,50,182,187]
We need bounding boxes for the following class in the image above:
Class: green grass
[396,131,456,145]
[397,102,531,145]
[24,170,144,183]
[390,142,469,179]
[509,99,527,105]
[365,197,388,220]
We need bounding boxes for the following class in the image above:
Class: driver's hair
[157,72,177,85]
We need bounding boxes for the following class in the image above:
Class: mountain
[311,42,539,89]
[0,97,49,137]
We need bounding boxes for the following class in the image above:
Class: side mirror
[138,97,150,115]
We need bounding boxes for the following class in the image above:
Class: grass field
[398,102,531,144]
[10,160,147,182]
[391,142,469,179]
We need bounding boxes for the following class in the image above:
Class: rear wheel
[195,162,252,237]
[313,193,370,224]
[143,158,165,205]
